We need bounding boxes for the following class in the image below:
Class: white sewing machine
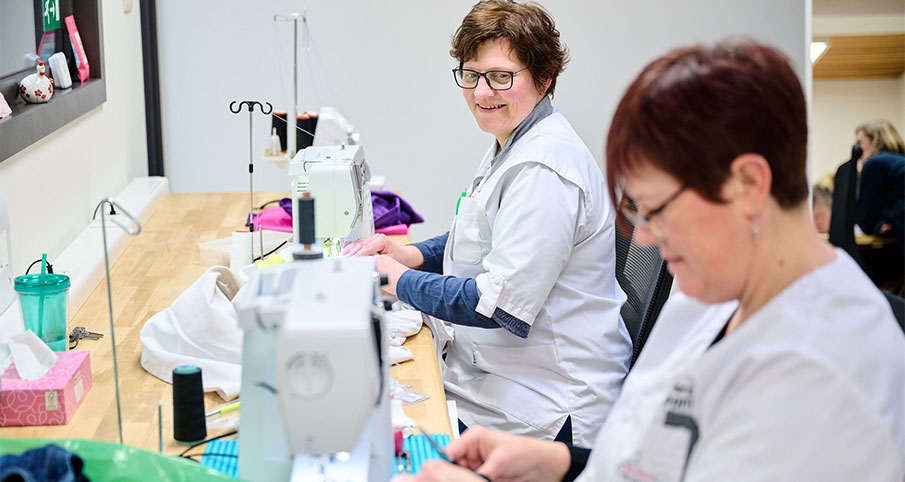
[234,252,393,481]
[288,144,375,248]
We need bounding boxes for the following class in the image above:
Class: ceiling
[813,34,905,79]
[813,0,905,16]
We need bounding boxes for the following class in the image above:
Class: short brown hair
[606,40,809,212]
[451,0,568,97]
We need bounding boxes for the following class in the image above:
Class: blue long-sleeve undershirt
[399,233,530,338]
[411,232,449,274]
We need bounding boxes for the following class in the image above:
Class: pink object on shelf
[375,223,409,236]
[65,15,90,84]
[0,350,92,427]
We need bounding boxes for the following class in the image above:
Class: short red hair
[606,40,809,212]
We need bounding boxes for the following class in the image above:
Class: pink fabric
[376,224,409,235]
[253,206,293,233]
[0,351,92,426]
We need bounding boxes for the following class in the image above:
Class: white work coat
[578,250,905,481]
[439,108,630,446]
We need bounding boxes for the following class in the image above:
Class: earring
[751,217,759,243]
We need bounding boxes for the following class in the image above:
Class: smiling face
[461,38,548,146]
[623,163,752,304]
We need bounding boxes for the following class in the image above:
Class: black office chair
[615,199,674,369]
[828,145,865,269]
[882,291,905,334]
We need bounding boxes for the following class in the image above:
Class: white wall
[158,0,808,238]
[812,78,905,179]
[0,1,147,277]
[811,12,905,180]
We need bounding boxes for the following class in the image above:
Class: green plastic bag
[0,438,239,481]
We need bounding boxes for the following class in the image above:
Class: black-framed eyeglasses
[620,185,686,237]
[452,68,527,91]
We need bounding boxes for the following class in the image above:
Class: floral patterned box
[0,350,92,426]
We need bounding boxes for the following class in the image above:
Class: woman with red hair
[394,40,905,482]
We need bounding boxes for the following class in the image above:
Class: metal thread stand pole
[97,198,142,445]
[229,100,273,262]
[248,108,255,262]
[274,12,305,159]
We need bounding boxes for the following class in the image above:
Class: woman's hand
[343,234,424,268]
[392,426,571,482]
[376,255,409,296]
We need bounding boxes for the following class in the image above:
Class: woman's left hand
[376,255,409,296]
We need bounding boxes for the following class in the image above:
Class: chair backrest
[615,206,674,369]
[883,291,905,334]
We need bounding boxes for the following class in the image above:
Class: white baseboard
[0,177,169,340]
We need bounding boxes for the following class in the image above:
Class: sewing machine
[288,144,375,248]
[234,251,393,481]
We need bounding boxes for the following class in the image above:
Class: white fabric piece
[391,399,417,435]
[388,345,414,365]
[0,330,58,380]
[140,266,246,400]
[384,309,423,365]
[579,250,905,481]
[441,109,630,445]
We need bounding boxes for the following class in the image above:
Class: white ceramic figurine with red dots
[18,60,54,104]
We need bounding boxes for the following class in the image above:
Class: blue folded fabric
[0,444,90,482]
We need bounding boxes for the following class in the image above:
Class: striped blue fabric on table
[199,434,451,478]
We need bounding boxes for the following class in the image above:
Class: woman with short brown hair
[347,0,630,445]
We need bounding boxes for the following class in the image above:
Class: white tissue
[0,330,59,380]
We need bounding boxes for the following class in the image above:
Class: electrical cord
[177,430,238,457]
[181,453,238,462]
[253,240,288,262]
[91,201,117,220]
[257,199,283,210]
[25,259,53,275]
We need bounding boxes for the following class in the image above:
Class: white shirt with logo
[578,250,905,481]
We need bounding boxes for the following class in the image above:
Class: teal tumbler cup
[14,273,71,352]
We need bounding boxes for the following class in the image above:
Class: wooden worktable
[0,192,450,453]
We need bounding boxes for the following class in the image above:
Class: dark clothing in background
[857,151,905,252]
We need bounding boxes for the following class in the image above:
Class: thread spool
[296,113,310,150]
[230,230,253,270]
[172,365,207,444]
[272,111,287,152]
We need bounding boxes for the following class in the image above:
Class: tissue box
[0,350,92,426]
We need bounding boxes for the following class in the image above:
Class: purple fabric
[279,198,293,215]
[371,190,424,229]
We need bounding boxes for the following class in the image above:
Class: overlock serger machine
[289,144,375,249]
[234,196,392,481]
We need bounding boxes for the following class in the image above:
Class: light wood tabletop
[0,192,450,454]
